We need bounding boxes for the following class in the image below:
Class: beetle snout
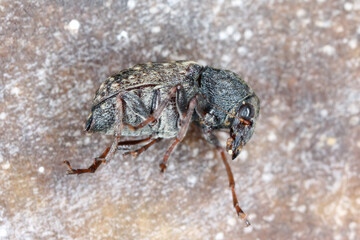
[85,113,94,132]
[227,133,244,160]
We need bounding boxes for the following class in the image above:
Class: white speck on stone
[227,217,236,226]
[161,49,170,57]
[151,26,161,34]
[297,205,307,213]
[219,31,227,40]
[335,26,344,33]
[1,161,10,170]
[348,39,358,49]
[0,153,3,162]
[271,98,280,106]
[243,225,253,233]
[0,226,8,238]
[317,0,326,3]
[117,30,129,42]
[73,130,81,137]
[10,87,20,95]
[304,179,316,189]
[344,2,353,11]
[187,175,197,187]
[232,32,241,41]
[321,45,336,56]
[296,9,306,18]
[262,173,274,182]
[237,46,248,56]
[84,136,91,145]
[347,103,359,115]
[320,109,328,117]
[326,137,337,146]
[239,149,248,161]
[287,141,296,152]
[0,112,6,120]
[38,166,45,173]
[221,54,231,62]
[226,26,234,35]
[127,0,136,10]
[149,6,158,14]
[291,193,299,203]
[315,20,332,28]
[349,116,359,126]
[356,198,360,205]
[105,0,112,8]
[267,132,277,142]
[263,214,275,222]
[65,19,80,35]
[244,29,253,40]
[215,232,224,240]
[349,222,356,229]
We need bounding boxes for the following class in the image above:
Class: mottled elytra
[65,60,260,226]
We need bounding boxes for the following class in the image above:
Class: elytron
[65,60,260,226]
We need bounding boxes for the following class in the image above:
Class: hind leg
[65,94,124,175]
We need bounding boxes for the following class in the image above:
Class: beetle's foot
[64,159,103,175]
[238,212,251,227]
[123,151,139,158]
[64,161,82,175]
[159,162,167,173]
[131,151,139,158]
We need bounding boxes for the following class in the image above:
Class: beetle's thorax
[198,66,255,128]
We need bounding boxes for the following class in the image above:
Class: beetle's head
[227,94,260,160]
[85,97,116,134]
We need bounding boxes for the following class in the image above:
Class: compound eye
[239,103,254,119]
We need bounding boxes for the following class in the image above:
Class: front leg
[202,128,251,227]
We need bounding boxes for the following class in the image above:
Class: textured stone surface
[1,0,360,239]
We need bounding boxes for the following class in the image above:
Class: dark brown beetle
[65,60,260,226]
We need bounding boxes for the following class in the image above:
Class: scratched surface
[1,0,360,239]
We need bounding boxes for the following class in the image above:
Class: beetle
[64,60,260,226]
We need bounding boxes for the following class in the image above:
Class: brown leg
[159,96,198,172]
[117,136,153,150]
[65,94,124,175]
[64,147,110,174]
[132,85,180,130]
[217,146,251,227]
[123,138,161,157]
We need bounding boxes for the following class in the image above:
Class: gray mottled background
[1,0,360,239]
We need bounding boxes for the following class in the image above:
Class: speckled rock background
[1,0,360,239]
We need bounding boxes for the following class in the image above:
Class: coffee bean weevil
[64,60,260,226]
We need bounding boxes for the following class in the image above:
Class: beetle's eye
[238,103,254,119]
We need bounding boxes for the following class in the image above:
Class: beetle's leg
[117,136,152,149]
[175,85,188,120]
[150,89,161,114]
[217,146,251,227]
[123,138,161,157]
[132,85,180,130]
[159,96,198,172]
[64,94,124,175]
[64,147,110,174]
[116,136,155,153]
[202,129,250,227]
